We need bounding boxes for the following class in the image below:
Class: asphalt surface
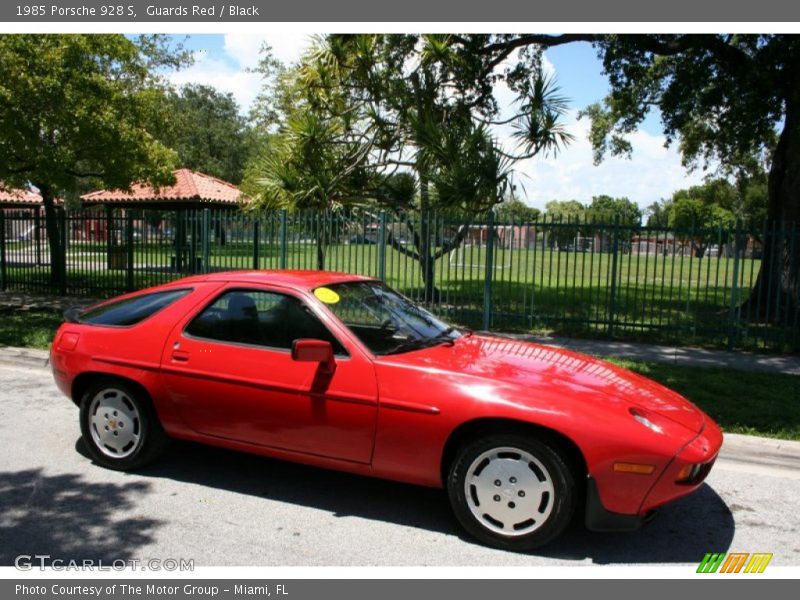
[1,361,799,567]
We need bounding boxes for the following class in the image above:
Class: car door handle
[171,350,190,362]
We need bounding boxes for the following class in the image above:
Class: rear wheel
[447,434,576,551]
[79,378,168,471]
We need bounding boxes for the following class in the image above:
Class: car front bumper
[586,417,723,532]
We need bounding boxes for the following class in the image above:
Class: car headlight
[629,407,664,434]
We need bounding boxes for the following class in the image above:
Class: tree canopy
[495,196,541,223]
[0,34,189,285]
[586,195,642,226]
[545,200,585,221]
[255,33,571,215]
[0,34,184,194]
[645,176,767,228]
[467,33,795,317]
[577,34,799,314]
[158,84,250,184]
[245,35,574,293]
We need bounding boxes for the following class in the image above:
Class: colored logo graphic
[697,552,773,573]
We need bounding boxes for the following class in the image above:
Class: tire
[447,433,576,551]
[79,378,169,471]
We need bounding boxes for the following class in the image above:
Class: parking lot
[1,361,799,567]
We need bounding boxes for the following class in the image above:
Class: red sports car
[50,270,722,550]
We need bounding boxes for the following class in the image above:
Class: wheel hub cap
[464,446,555,536]
[88,388,141,459]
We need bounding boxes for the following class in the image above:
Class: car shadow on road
[0,467,162,566]
[119,438,455,536]
[109,438,735,564]
[540,484,734,564]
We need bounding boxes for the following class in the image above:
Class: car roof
[167,270,376,290]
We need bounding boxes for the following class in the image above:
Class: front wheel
[79,378,168,471]
[447,434,576,551]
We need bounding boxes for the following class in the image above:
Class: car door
[159,285,378,464]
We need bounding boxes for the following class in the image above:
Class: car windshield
[316,281,461,355]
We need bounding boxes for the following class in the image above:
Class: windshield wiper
[427,326,457,347]
[384,337,431,355]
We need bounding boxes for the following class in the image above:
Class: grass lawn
[0,308,63,350]
[4,241,772,351]
[607,358,800,440]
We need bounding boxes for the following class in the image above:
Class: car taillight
[57,332,80,351]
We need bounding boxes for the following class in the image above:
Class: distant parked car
[348,234,376,245]
[51,270,722,551]
[17,226,37,242]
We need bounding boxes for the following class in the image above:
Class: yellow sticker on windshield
[314,287,340,304]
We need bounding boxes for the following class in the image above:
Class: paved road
[1,362,798,567]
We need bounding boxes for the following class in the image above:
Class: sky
[166,33,709,212]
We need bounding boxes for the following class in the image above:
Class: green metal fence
[1,206,797,352]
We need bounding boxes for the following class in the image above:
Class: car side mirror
[291,339,335,373]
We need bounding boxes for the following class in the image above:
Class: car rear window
[77,289,191,326]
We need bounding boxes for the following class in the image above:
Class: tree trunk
[742,69,800,322]
[36,183,65,291]
[409,72,440,304]
[417,177,439,303]
[315,214,325,271]
[214,220,227,246]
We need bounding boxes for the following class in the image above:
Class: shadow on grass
[0,308,63,350]
[442,279,734,329]
[125,438,734,563]
[420,279,798,352]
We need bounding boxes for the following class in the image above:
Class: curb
[716,433,800,478]
[0,346,50,368]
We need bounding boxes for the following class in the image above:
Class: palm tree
[245,35,574,298]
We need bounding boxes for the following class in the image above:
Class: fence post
[105,207,113,270]
[252,219,260,270]
[202,208,211,274]
[607,214,620,338]
[279,209,288,269]
[0,211,6,291]
[34,209,42,266]
[727,219,742,350]
[482,210,495,331]
[377,210,387,281]
[125,210,134,292]
[189,211,198,274]
[174,212,184,273]
[57,207,67,295]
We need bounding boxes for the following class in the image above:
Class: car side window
[78,289,191,326]
[185,289,347,355]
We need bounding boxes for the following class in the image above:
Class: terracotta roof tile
[0,186,43,205]
[81,169,247,205]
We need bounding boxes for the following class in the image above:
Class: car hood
[385,334,705,433]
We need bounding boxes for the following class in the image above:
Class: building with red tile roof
[0,186,44,208]
[80,169,248,209]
